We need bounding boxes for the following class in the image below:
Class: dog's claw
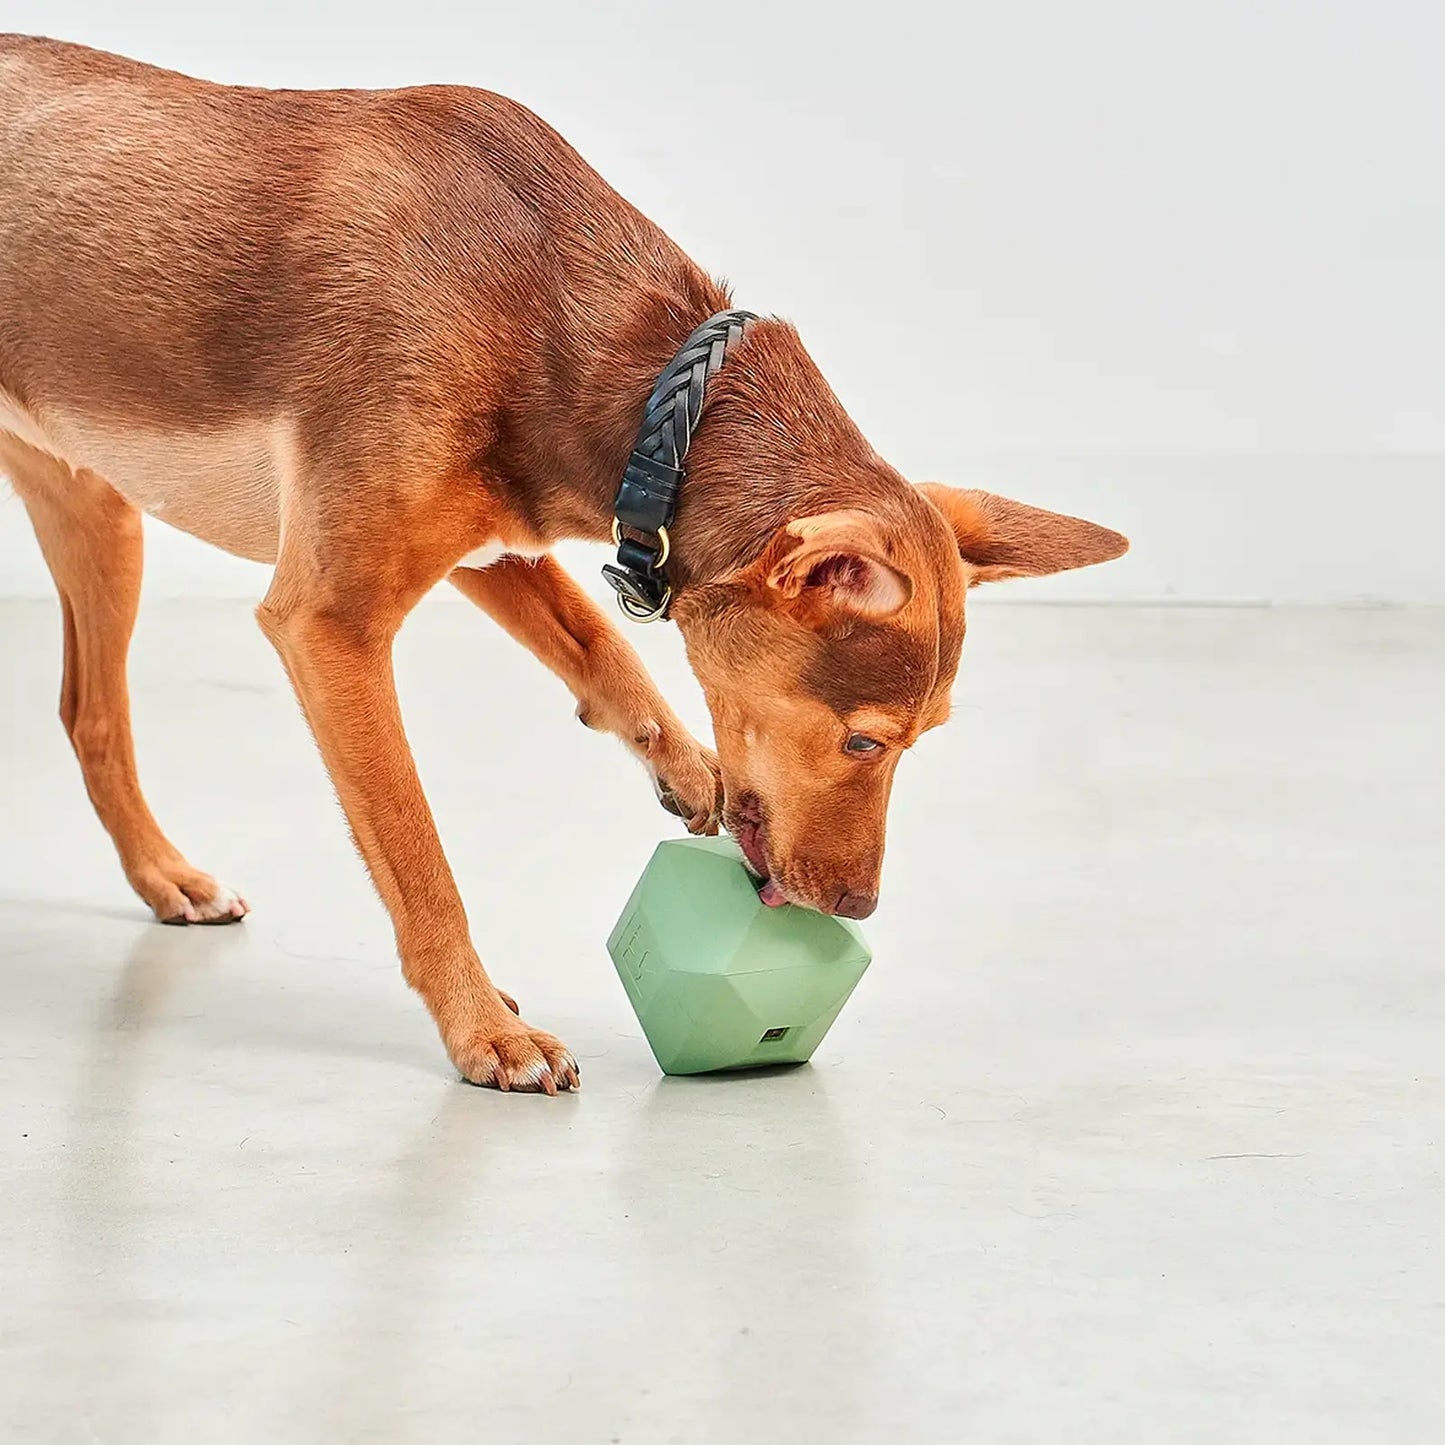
[656,780,688,818]
[685,810,720,836]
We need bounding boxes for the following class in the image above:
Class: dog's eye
[844,733,883,756]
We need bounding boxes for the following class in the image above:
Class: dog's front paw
[652,738,722,836]
[448,1018,580,1094]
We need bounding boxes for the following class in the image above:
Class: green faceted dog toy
[608,836,872,1075]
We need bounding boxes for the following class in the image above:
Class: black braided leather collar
[602,308,756,621]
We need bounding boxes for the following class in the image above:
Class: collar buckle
[602,545,672,621]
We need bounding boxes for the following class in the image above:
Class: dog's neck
[664,320,905,590]
[503,283,902,593]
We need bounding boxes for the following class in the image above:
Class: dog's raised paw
[652,742,723,836]
[451,1021,580,1095]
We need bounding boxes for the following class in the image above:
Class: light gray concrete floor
[2,596,1443,1444]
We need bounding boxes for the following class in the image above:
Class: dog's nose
[833,889,878,920]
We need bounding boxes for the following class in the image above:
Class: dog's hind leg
[3,436,247,924]
[451,554,722,833]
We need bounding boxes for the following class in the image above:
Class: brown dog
[0,36,1128,1092]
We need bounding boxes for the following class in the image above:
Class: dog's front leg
[257,532,578,1094]
[451,555,721,832]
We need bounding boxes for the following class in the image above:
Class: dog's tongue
[758,878,788,908]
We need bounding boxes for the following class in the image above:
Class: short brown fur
[1,36,1128,1091]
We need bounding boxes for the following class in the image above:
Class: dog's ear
[761,510,913,619]
[918,485,1129,584]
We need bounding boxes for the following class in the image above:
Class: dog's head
[673,484,1127,916]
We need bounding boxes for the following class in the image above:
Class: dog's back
[1,34,693,411]
[2,37,326,424]
[7,39,562,409]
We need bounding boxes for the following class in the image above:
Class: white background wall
[2,0,1441,603]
